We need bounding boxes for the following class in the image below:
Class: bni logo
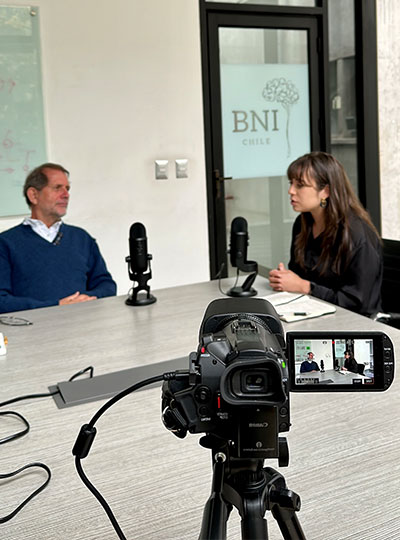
[232,109,279,133]
[262,77,300,157]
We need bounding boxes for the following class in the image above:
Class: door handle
[213,169,233,199]
[213,169,233,182]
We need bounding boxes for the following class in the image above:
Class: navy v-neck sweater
[0,223,116,313]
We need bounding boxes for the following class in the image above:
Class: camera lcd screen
[286,331,394,392]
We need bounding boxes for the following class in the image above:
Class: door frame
[200,1,329,279]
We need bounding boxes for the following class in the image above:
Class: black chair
[357,363,365,376]
[372,239,400,329]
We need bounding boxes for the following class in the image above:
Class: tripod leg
[271,505,306,540]
[222,473,269,539]
[241,511,269,540]
[198,453,230,540]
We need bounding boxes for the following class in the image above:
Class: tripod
[198,436,306,540]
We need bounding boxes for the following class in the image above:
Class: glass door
[204,11,324,277]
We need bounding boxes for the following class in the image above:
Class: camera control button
[195,386,212,403]
[199,406,210,417]
[279,407,288,417]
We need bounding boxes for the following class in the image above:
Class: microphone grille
[130,222,146,239]
[231,217,247,234]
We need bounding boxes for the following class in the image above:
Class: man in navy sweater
[0,163,116,313]
[299,351,320,373]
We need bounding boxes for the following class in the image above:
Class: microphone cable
[216,262,239,296]
[73,370,189,540]
[0,366,94,523]
[0,366,94,411]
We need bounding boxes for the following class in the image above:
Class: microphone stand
[227,270,258,298]
[125,255,157,306]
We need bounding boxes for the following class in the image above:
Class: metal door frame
[200,2,328,278]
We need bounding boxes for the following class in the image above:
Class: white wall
[2,0,397,298]
[0,0,210,295]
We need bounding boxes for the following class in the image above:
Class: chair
[371,239,400,328]
[357,363,365,376]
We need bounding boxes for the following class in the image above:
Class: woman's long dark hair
[288,151,380,275]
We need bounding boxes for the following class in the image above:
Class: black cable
[0,366,94,524]
[217,262,226,294]
[88,373,165,428]
[75,457,127,540]
[0,389,60,409]
[69,366,94,382]
[217,263,239,296]
[0,365,94,408]
[73,371,186,540]
[0,462,51,523]
[0,411,30,445]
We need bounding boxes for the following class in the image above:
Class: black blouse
[344,357,359,373]
[288,214,382,316]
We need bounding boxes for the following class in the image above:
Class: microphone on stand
[227,216,258,297]
[125,222,156,306]
[320,360,325,373]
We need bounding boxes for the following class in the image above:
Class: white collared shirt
[23,218,62,243]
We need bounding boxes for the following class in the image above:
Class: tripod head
[197,434,304,540]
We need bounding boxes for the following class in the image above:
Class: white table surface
[1,278,399,540]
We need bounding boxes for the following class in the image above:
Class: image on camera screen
[293,337,374,386]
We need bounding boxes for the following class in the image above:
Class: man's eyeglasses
[0,316,33,326]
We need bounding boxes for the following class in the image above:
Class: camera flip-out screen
[286,331,395,392]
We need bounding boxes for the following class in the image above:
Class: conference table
[295,369,369,384]
[1,278,399,540]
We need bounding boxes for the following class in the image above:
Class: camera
[162,298,290,461]
[162,298,395,462]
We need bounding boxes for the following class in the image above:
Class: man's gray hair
[23,163,69,207]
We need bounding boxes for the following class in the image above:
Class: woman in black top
[268,151,382,316]
[342,351,359,374]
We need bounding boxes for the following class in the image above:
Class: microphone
[125,222,156,306]
[128,223,149,274]
[229,217,257,273]
[320,360,325,373]
[227,216,258,298]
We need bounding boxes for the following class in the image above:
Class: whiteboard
[0,5,47,217]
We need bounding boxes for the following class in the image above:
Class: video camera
[162,298,395,464]
[74,296,395,539]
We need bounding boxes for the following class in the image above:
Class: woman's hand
[268,262,311,294]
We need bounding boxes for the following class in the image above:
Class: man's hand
[268,262,311,294]
[59,291,97,305]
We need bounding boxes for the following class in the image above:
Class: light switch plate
[175,159,188,178]
[155,160,168,180]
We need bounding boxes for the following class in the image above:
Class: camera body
[162,298,290,460]
[162,298,395,462]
